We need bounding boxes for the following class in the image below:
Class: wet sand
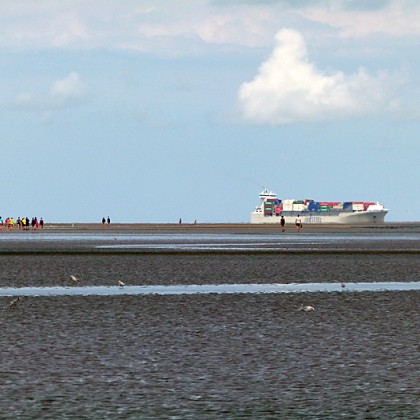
[2,292,419,418]
[0,227,419,418]
[18,221,420,234]
[0,253,419,288]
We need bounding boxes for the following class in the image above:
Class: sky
[0,0,419,223]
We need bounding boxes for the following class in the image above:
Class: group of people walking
[0,216,44,230]
[280,214,302,232]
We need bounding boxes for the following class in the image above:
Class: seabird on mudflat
[118,280,126,288]
[9,297,21,309]
[70,274,79,283]
[298,304,315,313]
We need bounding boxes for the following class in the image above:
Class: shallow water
[0,231,419,418]
[1,282,420,297]
[0,230,419,252]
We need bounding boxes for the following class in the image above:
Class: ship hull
[251,209,388,225]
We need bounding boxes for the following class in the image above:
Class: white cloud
[238,29,403,124]
[303,1,420,38]
[50,72,85,104]
[15,92,35,106]
[14,72,86,112]
[0,1,419,54]
[0,1,287,52]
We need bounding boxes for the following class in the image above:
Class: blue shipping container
[308,202,319,211]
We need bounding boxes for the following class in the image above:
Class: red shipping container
[363,202,375,210]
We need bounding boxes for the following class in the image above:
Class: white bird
[118,280,126,288]
[70,274,79,283]
[9,297,21,309]
[298,304,315,313]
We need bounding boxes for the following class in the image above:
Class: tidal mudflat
[1,228,419,418]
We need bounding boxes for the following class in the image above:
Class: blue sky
[0,0,419,223]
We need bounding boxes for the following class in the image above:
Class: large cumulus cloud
[239,29,402,124]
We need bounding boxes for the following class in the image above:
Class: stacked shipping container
[263,197,378,215]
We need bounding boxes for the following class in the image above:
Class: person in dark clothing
[295,214,302,232]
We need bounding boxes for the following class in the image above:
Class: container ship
[251,188,388,225]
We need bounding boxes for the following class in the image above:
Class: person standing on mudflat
[295,214,302,232]
[280,215,286,232]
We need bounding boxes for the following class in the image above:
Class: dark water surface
[1,231,419,418]
[2,293,419,419]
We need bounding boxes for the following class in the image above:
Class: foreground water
[1,230,419,418]
[1,282,419,297]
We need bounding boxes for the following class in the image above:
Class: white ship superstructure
[251,188,388,224]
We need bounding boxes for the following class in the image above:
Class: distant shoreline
[7,222,419,234]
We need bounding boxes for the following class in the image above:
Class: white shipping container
[352,204,364,211]
[367,203,384,211]
[283,204,294,211]
[283,199,295,206]
[292,204,305,211]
